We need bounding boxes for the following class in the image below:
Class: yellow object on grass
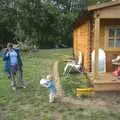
[76,88,95,96]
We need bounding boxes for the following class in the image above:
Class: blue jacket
[3,48,23,73]
[47,80,56,93]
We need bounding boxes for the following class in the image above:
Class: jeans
[49,92,56,103]
[8,65,24,87]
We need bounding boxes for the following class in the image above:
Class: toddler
[46,75,56,103]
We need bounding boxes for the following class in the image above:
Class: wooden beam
[88,0,120,11]
[94,13,100,80]
[99,5,120,18]
[73,29,77,56]
[73,30,75,56]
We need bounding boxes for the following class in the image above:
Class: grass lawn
[59,61,89,96]
[0,48,120,120]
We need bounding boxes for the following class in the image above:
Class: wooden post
[73,30,75,56]
[73,29,77,56]
[94,13,100,80]
[75,29,78,56]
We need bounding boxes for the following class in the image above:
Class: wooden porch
[88,72,120,92]
[91,11,120,92]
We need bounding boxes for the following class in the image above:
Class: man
[3,43,25,90]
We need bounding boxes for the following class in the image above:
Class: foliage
[59,61,89,96]
[0,0,111,48]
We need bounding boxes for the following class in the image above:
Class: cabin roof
[88,0,120,11]
[73,0,120,29]
[72,11,92,30]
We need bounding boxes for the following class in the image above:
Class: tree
[0,0,112,49]
[0,0,17,48]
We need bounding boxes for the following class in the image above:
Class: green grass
[0,48,120,120]
[59,61,90,96]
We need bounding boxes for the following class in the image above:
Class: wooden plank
[99,5,120,18]
[88,1,120,11]
[76,88,95,96]
[74,29,77,56]
[88,72,120,92]
[73,21,90,71]
[94,14,100,80]
[94,81,120,92]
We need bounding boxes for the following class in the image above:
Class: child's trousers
[49,92,56,103]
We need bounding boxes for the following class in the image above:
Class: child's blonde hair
[46,74,53,80]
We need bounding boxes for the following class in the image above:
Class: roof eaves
[72,10,92,30]
[88,0,120,11]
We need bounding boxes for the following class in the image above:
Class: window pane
[109,39,114,47]
[116,29,120,38]
[109,28,115,37]
[116,39,120,47]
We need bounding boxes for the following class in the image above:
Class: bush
[59,61,89,96]
[14,42,30,53]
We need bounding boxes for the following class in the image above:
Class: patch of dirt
[53,60,120,112]
[53,111,62,120]
[53,61,64,97]
[20,104,33,112]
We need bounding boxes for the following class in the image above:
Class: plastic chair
[63,52,82,76]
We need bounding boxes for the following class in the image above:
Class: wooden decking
[88,72,120,92]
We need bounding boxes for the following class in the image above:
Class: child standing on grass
[46,74,56,103]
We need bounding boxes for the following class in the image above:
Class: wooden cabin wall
[73,21,90,71]
[73,29,77,56]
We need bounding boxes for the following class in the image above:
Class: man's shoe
[20,85,26,89]
[22,85,26,89]
[10,81,14,86]
[8,76,10,79]
[12,86,16,90]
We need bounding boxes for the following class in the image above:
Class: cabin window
[108,28,120,48]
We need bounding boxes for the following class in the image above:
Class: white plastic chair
[63,52,82,76]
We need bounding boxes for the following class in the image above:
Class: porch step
[93,80,120,92]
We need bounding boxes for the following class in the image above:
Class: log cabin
[73,0,120,92]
